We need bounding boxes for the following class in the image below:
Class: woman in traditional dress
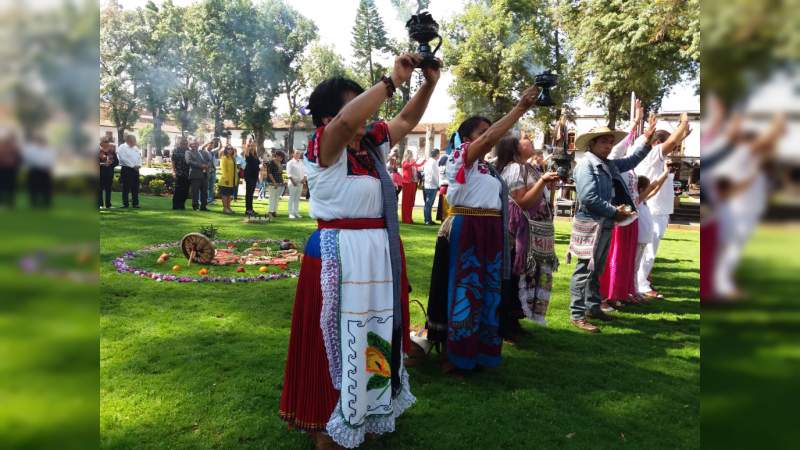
[400,151,425,223]
[279,52,439,449]
[425,85,542,373]
[494,136,560,332]
[598,102,650,309]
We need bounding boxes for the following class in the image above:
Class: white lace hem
[326,366,416,448]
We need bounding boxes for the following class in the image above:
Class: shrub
[148,179,167,196]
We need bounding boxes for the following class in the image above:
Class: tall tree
[269,0,317,152]
[301,42,351,88]
[351,0,389,86]
[196,0,285,153]
[444,0,570,130]
[101,0,140,143]
[130,0,178,156]
[160,1,203,135]
[557,0,699,127]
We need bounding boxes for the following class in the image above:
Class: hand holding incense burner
[406,11,442,70]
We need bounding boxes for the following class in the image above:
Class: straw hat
[574,126,627,151]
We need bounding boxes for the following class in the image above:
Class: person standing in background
[23,135,55,208]
[0,130,21,208]
[207,138,220,205]
[257,160,269,200]
[265,150,285,218]
[422,148,440,225]
[435,150,449,222]
[98,136,118,209]
[171,136,190,210]
[186,137,210,211]
[217,144,237,214]
[243,143,260,215]
[285,149,306,219]
[400,151,425,223]
[116,134,142,209]
[234,147,245,202]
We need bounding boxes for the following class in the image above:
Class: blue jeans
[423,188,437,224]
[207,170,216,202]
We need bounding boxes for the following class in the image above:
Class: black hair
[308,77,365,127]
[429,148,440,158]
[637,175,651,192]
[449,115,492,148]
[493,135,520,173]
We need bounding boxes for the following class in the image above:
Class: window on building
[567,131,576,150]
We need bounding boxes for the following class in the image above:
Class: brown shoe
[571,319,600,333]
[587,310,615,322]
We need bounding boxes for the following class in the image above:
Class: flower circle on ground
[113,238,302,283]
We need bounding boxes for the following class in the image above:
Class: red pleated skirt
[600,220,639,301]
[279,237,411,432]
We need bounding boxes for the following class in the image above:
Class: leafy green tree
[159,1,203,135]
[101,0,140,144]
[129,1,178,155]
[701,0,796,106]
[301,42,352,89]
[137,124,171,151]
[269,0,318,152]
[195,0,285,153]
[557,0,699,127]
[351,0,389,86]
[444,0,570,136]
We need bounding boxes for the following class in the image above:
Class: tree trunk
[117,128,126,145]
[286,120,295,153]
[606,93,622,129]
[152,108,164,158]
[253,126,265,156]
[214,108,224,137]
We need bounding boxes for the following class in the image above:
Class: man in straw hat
[567,121,657,333]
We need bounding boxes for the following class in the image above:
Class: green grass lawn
[1,196,99,450]
[702,225,800,450]
[100,193,699,449]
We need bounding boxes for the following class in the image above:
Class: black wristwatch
[380,75,397,98]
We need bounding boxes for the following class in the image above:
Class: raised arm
[318,54,419,167]
[466,85,540,166]
[660,112,690,156]
[388,62,440,145]
[642,166,670,202]
[614,112,657,172]
[511,170,561,209]
[610,99,643,160]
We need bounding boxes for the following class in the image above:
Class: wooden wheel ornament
[180,233,216,265]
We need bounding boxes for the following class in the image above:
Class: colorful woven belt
[448,206,502,217]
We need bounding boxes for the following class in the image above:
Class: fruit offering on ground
[259,266,268,273]
[236,266,245,273]
[198,268,209,276]
[172,265,181,272]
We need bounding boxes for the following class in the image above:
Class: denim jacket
[573,140,652,223]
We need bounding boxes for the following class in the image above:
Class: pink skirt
[600,220,639,301]
[700,219,718,302]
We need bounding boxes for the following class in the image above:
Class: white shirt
[117,143,142,168]
[286,158,306,186]
[635,140,674,216]
[23,142,55,170]
[637,202,654,243]
[423,157,439,189]
[444,143,502,210]
[305,121,391,220]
